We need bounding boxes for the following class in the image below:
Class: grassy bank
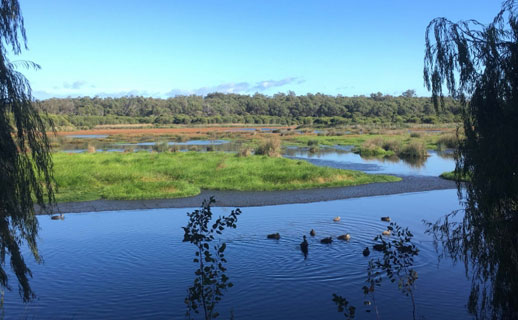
[52,152,400,202]
[440,171,471,182]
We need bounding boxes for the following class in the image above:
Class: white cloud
[167,77,303,97]
[63,80,88,90]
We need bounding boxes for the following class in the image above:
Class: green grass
[283,135,374,147]
[52,152,401,202]
[440,170,471,182]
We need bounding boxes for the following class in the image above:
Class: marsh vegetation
[51,152,399,202]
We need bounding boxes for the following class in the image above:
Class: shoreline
[41,175,456,214]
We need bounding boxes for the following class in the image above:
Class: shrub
[381,140,402,153]
[410,132,421,138]
[353,140,391,157]
[237,147,252,157]
[255,138,281,157]
[307,139,319,146]
[398,141,427,159]
[152,141,169,153]
[436,134,458,150]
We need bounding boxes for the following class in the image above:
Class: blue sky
[15,0,501,99]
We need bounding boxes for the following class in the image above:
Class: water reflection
[333,222,420,319]
[285,148,455,177]
[426,184,518,318]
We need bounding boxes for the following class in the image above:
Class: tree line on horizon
[37,91,462,128]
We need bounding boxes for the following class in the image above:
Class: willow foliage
[0,0,55,301]
[424,1,518,318]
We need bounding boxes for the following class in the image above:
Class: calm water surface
[4,190,471,319]
[287,148,455,176]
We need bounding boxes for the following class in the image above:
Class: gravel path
[43,175,456,214]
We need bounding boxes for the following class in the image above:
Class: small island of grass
[440,170,471,182]
[52,152,401,202]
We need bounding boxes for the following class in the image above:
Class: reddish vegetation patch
[56,126,294,136]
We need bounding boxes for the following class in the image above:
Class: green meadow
[52,152,401,202]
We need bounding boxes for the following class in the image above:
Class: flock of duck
[266,216,392,259]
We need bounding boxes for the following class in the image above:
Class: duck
[51,214,64,220]
[320,237,333,244]
[300,236,308,258]
[333,216,341,222]
[382,230,391,236]
[381,216,391,222]
[310,229,316,237]
[363,247,370,256]
[267,233,280,240]
[337,234,351,241]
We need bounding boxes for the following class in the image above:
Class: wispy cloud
[94,90,162,98]
[33,77,303,100]
[63,80,91,90]
[250,77,303,91]
[166,77,303,97]
[32,89,162,100]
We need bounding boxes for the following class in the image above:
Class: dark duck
[300,235,309,258]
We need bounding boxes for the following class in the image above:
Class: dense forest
[38,91,462,128]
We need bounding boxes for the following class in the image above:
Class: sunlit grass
[52,152,400,202]
[440,170,471,182]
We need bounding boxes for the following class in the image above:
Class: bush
[398,141,427,159]
[255,138,281,157]
[410,132,421,138]
[237,147,252,157]
[152,141,169,153]
[436,134,458,150]
[381,140,402,153]
[307,139,319,146]
[354,140,392,157]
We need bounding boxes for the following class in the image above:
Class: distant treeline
[38,92,462,128]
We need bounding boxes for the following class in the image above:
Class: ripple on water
[1,190,471,319]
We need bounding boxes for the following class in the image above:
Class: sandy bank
[41,175,456,214]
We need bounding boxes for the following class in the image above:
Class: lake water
[286,148,455,176]
[3,141,471,319]
[55,137,242,153]
[4,190,470,319]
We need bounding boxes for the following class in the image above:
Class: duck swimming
[363,247,370,256]
[267,233,280,240]
[320,237,333,244]
[381,216,391,222]
[300,236,308,258]
[337,234,351,241]
[310,229,316,237]
[382,230,391,236]
[51,214,64,220]
[333,217,341,222]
